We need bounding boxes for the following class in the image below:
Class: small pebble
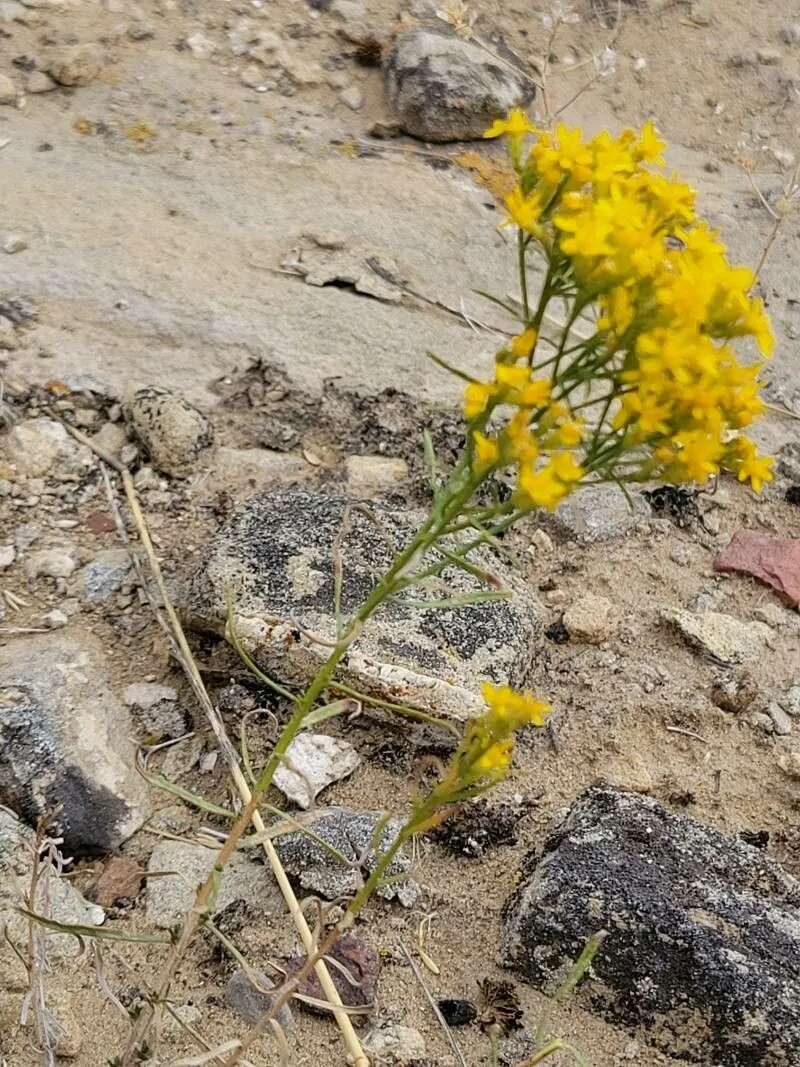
[778,748,800,778]
[767,702,793,736]
[240,63,265,88]
[757,48,781,65]
[3,235,27,254]
[0,73,15,105]
[530,528,554,554]
[26,71,57,93]
[340,84,364,109]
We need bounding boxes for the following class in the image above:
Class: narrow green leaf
[15,908,171,944]
[301,698,356,729]
[425,349,479,383]
[392,590,512,611]
[138,770,236,819]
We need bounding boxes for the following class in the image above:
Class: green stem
[519,230,531,319]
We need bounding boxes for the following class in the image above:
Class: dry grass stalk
[53,417,368,1066]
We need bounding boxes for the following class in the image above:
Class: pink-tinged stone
[714,529,800,607]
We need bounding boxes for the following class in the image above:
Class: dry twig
[54,421,369,1067]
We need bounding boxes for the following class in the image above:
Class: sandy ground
[1,1,800,1065]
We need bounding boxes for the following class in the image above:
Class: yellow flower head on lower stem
[473,739,514,778]
[481,683,551,730]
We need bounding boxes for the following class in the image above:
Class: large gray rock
[385,26,533,142]
[183,488,543,720]
[123,385,214,477]
[0,632,150,855]
[501,787,800,1066]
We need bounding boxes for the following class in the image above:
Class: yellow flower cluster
[470,111,774,499]
[431,684,551,800]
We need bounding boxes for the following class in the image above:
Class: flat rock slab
[183,488,543,719]
[0,632,150,855]
[662,608,771,664]
[714,528,800,607]
[273,732,361,810]
[501,787,800,1066]
[547,484,650,542]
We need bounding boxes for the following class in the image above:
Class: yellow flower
[504,410,539,464]
[516,379,552,407]
[481,683,551,730]
[473,739,514,777]
[729,436,774,492]
[484,108,538,140]
[472,430,500,473]
[743,298,775,356]
[464,381,495,421]
[495,363,530,390]
[504,186,544,234]
[550,452,584,484]
[555,419,584,446]
[634,119,666,165]
[517,462,569,510]
[510,328,538,359]
[674,429,723,483]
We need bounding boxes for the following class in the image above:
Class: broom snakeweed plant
[118,114,774,1065]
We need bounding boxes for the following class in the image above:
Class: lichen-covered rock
[182,488,544,720]
[501,787,800,1066]
[123,385,213,477]
[122,683,190,741]
[0,632,150,855]
[274,807,418,904]
[385,26,533,142]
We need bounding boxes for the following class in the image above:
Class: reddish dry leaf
[713,529,800,607]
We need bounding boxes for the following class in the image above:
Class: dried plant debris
[431,799,523,858]
[477,978,523,1035]
[643,485,706,529]
[437,998,478,1027]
